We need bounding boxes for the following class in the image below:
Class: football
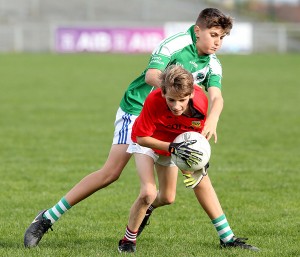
[171,131,211,171]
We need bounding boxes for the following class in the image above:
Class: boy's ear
[190,91,195,99]
[161,91,166,98]
[194,25,200,38]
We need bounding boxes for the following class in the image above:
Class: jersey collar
[188,25,211,60]
[188,25,197,44]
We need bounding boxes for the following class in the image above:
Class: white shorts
[112,107,138,145]
[127,142,177,167]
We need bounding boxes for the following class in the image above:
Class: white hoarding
[164,22,253,54]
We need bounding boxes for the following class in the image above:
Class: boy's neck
[183,101,205,119]
[182,102,192,117]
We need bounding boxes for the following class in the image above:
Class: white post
[278,25,287,53]
[14,25,23,52]
[49,23,57,52]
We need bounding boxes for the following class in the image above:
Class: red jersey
[131,86,208,156]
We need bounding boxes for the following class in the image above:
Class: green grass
[0,53,299,257]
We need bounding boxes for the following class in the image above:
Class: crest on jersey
[191,121,201,128]
[196,72,205,80]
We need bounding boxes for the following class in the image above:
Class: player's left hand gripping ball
[183,166,208,188]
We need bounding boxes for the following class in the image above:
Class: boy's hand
[182,165,208,188]
[169,140,203,167]
[201,118,218,143]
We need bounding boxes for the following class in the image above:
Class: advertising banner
[56,27,164,53]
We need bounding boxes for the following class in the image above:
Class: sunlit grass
[0,53,299,257]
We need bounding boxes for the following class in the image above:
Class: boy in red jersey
[118,65,259,253]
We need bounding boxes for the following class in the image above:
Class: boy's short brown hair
[196,8,233,35]
[160,65,194,97]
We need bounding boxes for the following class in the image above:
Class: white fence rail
[0,22,299,53]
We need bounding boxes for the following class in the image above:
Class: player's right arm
[136,136,202,166]
[136,136,170,152]
[145,68,162,88]
[145,41,173,88]
[201,86,223,143]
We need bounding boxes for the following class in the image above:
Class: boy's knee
[93,167,122,186]
[139,189,157,206]
[106,171,121,182]
[160,195,175,205]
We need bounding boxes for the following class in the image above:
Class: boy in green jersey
[24,8,259,252]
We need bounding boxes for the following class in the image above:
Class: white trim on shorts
[127,142,177,167]
[113,107,138,145]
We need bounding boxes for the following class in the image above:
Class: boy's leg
[126,154,157,231]
[119,154,157,253]
[138,159,178,237]
[154,163,178,207]
[65,144,131,205]
[192,175,223,219]
[24,108,136,248]
[193,175,259,251]
[24,144,131,248]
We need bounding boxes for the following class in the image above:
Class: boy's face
[163,89,194,116]
[194,25,227,55]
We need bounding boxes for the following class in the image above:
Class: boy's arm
[136,136,170,152]
[201,86,224,143]
[145,68,162,88]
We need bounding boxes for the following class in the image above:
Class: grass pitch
[0,53,299,257]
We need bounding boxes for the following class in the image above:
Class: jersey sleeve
[146,46,171,71]
[132,95,157,137]
[202,55,223,90]
[146,32,189,70]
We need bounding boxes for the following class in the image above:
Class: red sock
[123,226,138,243]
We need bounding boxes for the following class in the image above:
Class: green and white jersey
[119,25,223,116]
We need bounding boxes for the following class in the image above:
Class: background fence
[0,0,299,53]
[1,22,299,53]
